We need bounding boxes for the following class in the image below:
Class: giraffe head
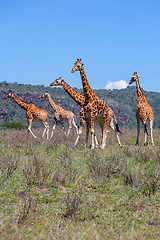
[71,59,84,73]
[50,77,64,86]
[129,72,140,84]
[4,92,14,99]
[41,91,49,98]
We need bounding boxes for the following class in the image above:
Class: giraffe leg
[67,126,72,136]
[150,120,154,146]
[59,121,66,136]
[42,121,50,139]
[47,128,49,140]
[99,122,107,149]
[66,119,72,137]
[110,118,122,148]
[50,118,57,139]
[143,123,148,146]
[72,117,78,134]
[74,131,81,146]
[85,122,90,148]
[101,129,107,149]
[94,133,99,147]
[135,111,140,145]
[42,128,46,138]
[90,115,95,149]
[74,109,85,146]
[28,118,37,138]
[144,132,148,146]
[101,112,113,149]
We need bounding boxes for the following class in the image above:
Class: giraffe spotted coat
[129,72,154,146]
[71,59,122,149]
[41,91,78,137]
[4,92,50,139]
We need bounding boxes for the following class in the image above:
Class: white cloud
[104,80,128,90]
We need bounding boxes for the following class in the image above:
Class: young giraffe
[50,77,99,146]
[4,92,50,139]
[71,59,122,149]
[129,72,154,146]
[41,91,78,137]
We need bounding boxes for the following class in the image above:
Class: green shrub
[2,121,27,129]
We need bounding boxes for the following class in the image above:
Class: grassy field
[0,128,160,239]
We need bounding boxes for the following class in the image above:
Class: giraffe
[4,92,50,139]
[71,59,122,149]
[50,77,98,146]
[41,91,78,137]
[129,72,154,146]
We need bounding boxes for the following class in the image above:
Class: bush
[2,121,27,130]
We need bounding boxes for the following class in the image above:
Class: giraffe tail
[113,112,122,134]
[115,124,122,134]
[144,124,149,135]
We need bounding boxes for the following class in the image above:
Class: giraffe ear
[82,63,84,66]
[138,75,140,78]
[59,77,61,79]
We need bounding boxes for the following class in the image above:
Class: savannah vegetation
[0,127,160,239]
[1,81,160,129]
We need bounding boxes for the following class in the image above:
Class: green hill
[1,81,160,129]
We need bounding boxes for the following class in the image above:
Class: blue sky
[0,0,160,92]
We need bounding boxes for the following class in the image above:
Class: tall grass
[0,128,160,239]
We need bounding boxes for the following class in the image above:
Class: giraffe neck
[79,67,97,102]
[62,81,85,107]
[135,78,147,102]
[12,94,30,110]
[46,93,59,111]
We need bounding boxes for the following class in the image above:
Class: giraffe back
[27,103,49,122]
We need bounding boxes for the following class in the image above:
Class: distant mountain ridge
[1,81,160,129]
